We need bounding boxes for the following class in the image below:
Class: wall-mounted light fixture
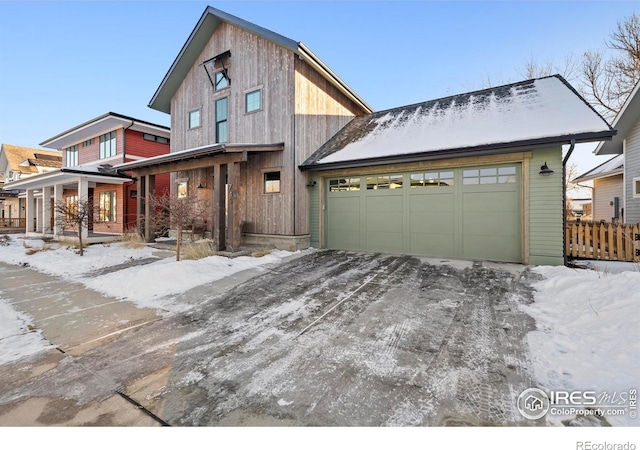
[197,182,207,189]
[306,180,317,187]
[539,162,554,176]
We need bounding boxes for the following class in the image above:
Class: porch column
[42,186,52,234]
[137,175,145,239]
[144,174,155,242]
[78,176,89,240]
[226,161,241,252]
[53,184,64,238]
[25,189,34,232]
[213,164,226,251]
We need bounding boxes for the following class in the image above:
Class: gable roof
[0,144,62,175]
[301,75,615,170]
[40,112,170,150]
[148,6,372,115]
[573,154,624,182]
[595,79,640,155]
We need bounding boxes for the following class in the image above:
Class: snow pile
[0,297,51,364]
[83,250,295,310]
[319,77,610,164]
[524,263,640,426]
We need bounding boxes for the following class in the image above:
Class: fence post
[571,223,578,258]
[584,224,592,258]
[592,223,600,259]
[634,224,640,263]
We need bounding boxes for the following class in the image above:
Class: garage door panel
[463,212,519,237]
[365,231,403,253]
[463,192,519,213]
[366,195,404,213]
[410,233,454,256]
[366,212,403,233]
[410,193,455,212]
[463,236,520,262]
[410,212,454,235]
[329,231,362,250]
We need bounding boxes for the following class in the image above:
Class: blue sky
[0,1,637,173]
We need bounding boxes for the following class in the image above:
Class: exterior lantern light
[539,162,554,176]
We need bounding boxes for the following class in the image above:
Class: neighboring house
[2,113,170,241]
[301,76,614,265]
[117,6,372,251]
[583,79,640,224]
[573,154,624,222]
[119,7,613,264]
[0,144,62,227]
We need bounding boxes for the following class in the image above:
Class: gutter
[562,139,576,266]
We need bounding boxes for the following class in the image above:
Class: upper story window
[264,171,281,194]
[215,97,228,143]
[99,131,116,159]
[143,133,170,144]
[215,71,229,91]
[189,110,201,129]
[81,138,93,148]
[245,89,262,113]
[65,145,79,167]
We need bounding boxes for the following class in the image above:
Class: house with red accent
[3,113,170,241]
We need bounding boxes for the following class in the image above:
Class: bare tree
[149,190,212,261]
[54,197,94,256]
[566,162,594,196]
[580,13,640,120]
[517,53,579,81]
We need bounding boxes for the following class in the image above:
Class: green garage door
[325,164,521,262]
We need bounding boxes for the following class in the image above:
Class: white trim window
[99,191,116,222]
[65,145,79,167]
[99,131,116,159]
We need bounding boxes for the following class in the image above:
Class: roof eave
[595,79,640,155]
[300,131,616,172]
[573,169,624,183]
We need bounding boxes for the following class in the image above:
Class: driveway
[0,250,541,426]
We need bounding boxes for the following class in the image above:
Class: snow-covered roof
[573,154,624,182]
[301,75,615,170]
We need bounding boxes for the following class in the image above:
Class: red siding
[125,129,171,159]
[77,129,124,165]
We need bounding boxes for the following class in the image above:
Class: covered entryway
[325,164,521,262]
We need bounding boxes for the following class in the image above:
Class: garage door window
[463,166,516,185]
[329,178,361,192]
[411,171,454,187]
[367,174,403,190]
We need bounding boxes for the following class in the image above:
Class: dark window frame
[215,97,228,143]
[99,131,116,159]
[264,171,281,194]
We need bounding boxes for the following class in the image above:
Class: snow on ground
[0,234,298,361]
[524,263,640,426]
[0,296,51,365]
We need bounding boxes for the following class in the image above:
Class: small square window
[189,110,201,129]
[246,90,261,113]
[264,172,281,193]
[634,177,640,198]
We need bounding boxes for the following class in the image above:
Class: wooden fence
[566,221,640,262]
[0,218,25,229]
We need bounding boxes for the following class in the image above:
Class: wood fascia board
[132,152,245,177]
[312,152,533,178]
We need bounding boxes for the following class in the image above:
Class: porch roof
[1,166,132,191]
[114,142,284,172]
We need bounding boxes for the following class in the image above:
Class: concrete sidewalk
[0,261,162,425]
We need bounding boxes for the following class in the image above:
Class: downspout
[562,139,576,266]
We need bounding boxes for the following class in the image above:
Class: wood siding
[528,147,564,265]
[592,175,623,222]
[294,58,364,235]
[624,119,640,223]
[169,21,366,238]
